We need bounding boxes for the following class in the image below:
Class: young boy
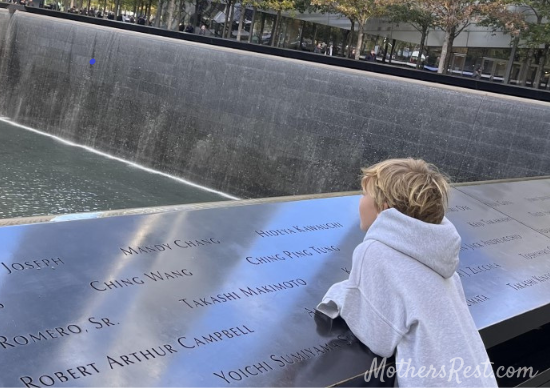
[317,158,498,387]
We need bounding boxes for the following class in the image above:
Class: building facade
[236,9,549,88]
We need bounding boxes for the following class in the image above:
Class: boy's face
[359,192,379,231]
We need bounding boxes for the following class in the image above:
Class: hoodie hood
[365,208,461,278]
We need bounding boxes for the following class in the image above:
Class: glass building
[213,7,549,89]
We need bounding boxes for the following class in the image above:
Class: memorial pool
[0,119,233,219]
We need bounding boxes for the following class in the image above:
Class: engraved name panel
[446,188,550,332]
[1,179,550,386]
[0,196,377,387]
[456,179,550,237]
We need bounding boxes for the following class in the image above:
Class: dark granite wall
[1,10,550,198]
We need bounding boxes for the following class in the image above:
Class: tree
[167,0,177,29]
[480,1,550,87]
[386,1,436,68]
[222,0,234,38]
[192,0,209,27]
[514,1,550,87]
[236,2,247,41]
[311,0,387,59]
[155,0,164,26]
[236,1,263,41]
[261,0,296,46]
[248,5,258,42]
[387,0,519,74]
[294,0,353,56]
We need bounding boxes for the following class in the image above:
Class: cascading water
[0,118,233,219]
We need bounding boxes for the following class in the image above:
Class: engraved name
[1,258,64,275]
[107,344,178,369]
[536,228,550,234]
[246,245,340,265]
[213,361,274,383]
[270,335,354,368]
[525,195,550,202]
[466,294,490,307]
[106,324,256,373]
[20,363,100,387]
[460,235,522,251]
[528,210,550,217]
[482,200,514,207]
[457,263,501,278]
[1,325,84,350]
[467,217,512,228]
[212,335,354,384]
[506,272,550,290]
[120,238,220,256]
[1,317,117,350]
[519,246,550,260]
[90,269,193,292]
[255,222,343,238]
[179,279,307,309]
[447,205,472,213]
[177,324,254,349]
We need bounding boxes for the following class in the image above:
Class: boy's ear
[382,203,389,210]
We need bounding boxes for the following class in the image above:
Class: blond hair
[361,158,450,224]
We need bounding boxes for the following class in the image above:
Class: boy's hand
[316,300,339,319]
[314,309,348,336]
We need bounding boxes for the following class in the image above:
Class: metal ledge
[0,191,358,227]
[2,175,550,227]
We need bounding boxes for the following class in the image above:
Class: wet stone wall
[1,9,550,198]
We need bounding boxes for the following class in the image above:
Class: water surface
[0,120,232,219]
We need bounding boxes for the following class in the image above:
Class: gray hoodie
[317,208,498,387]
